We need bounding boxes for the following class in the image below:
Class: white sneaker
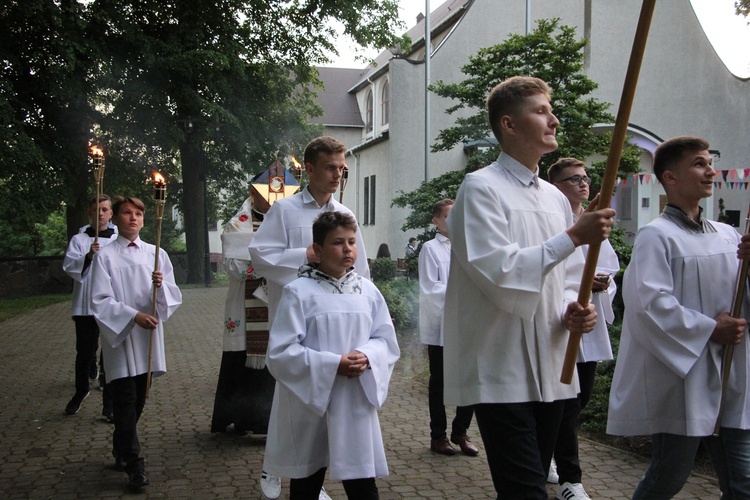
[260,471,281,499]
[556,482,591,500]
[318,486,332,500]
[547,459,559,484]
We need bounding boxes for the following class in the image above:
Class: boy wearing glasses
[442,76,616,499]
[547,158,620,500]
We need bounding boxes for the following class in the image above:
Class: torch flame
[90,146,104,157]
[153,172,166,185]
[291,156,302,169]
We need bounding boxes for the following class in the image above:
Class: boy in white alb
[419,198,478,457]
[62,194,118,417]
[442,76,616,499]
[91,196,182,491]
[263,211,399,499]
[248,136,369,500]
[547,158,620,500]
[607,136,750,498]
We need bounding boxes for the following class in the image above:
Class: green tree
[0,0,104,254]
[0,1,406,272]
[737,0,750,17]
[393,19,641,234]
[34,206,69,256]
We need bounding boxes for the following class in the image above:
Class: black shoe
[64,391,90,416]
[89,363,99,381]
[114,459,127,472]
[127,471,149,490]
[102,407,114,423]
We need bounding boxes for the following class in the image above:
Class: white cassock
[419,233,450,346]
[443,153,585,406]
[263,269,400,481]
[90,235,182,383]
[578,237,620,362]
[63,229,118,316]
[247,186,369,322]
[607,218,750,437]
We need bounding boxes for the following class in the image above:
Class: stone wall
[0,253,189,297]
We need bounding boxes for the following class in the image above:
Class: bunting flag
[614,168,750,190]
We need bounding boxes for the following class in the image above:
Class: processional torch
[90,146,106,243]
[146,172,167,398]
[713,204,750,435]
[561,0,656,384]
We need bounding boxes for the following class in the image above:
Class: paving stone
[0,287,720,498]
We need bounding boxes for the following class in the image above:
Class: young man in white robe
[62,195,118,417]
[90,196,182,492]
[263,211,399,499]
[248,136,369,500]
[547,158,620,500]
[607,136,750,499]
[442,76,616,499]
[419,199,478,457]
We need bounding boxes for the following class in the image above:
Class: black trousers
[427,345,474,440]
[290,467,378,500]
[110,373,148,473]
[73,316,99,396]
[474,400,564,500]
[553,361,598,484]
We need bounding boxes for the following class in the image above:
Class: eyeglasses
[556,175,591,186]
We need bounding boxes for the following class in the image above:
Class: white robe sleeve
[624,225,716,378]
[248,202,307,289]
[266,286,341,417]
[596,238,620,324]
[356,288,400,409]
[62,235,89,283]
[418,240,446,345]
[153,247,182,322]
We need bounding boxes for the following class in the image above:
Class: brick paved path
[0,287,719,498]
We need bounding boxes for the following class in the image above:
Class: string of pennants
[616,168,750,190]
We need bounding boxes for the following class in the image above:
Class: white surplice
[263,268,399,481]
[247,187,369,322]
[578,236,620,363]
[608,218,750,436]
[62,229,118,316]
[419,233,451,346]
[443,153,585,406]
[90,235,182,383]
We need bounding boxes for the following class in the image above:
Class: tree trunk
[181,140,206,284]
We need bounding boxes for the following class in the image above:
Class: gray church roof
[311,67,365,128]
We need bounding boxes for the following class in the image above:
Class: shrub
[370,257,397,282]
[375,278,419,332]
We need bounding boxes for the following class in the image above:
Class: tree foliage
[0,1,406,279]
[393,19,641,235]
[738,0,750,18]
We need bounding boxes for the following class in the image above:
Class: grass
[0,294,70,323]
